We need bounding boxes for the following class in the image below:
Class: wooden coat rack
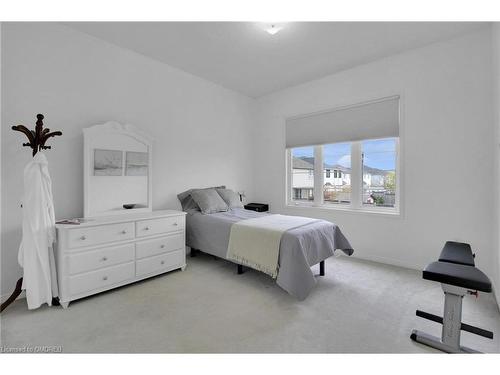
[0,114,62,313]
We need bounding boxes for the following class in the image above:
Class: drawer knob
[121,230,127,234]
[144,227,150,231]
[80,235,86,241]
[173,223,178,226]
[160,245,165,249]
[102,257,108,261]
[161,261,165,265]
[102,276,108,281]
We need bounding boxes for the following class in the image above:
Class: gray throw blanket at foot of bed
[226,214,321,278]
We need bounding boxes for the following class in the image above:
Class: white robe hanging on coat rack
[18,152,59,309]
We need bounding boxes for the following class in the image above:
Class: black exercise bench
[410,241,494,353]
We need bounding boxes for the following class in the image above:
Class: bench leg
[411,284,482,353]
[190,248,197,257]
[237,264,244,275]
[442,291,463,348]
[319,260,325,276]
[410,329,479,353]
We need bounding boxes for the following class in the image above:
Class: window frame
[286,137,400,215]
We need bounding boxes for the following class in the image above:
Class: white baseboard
[346,253,420,272]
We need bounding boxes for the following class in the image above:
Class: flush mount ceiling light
[265,24,283,35]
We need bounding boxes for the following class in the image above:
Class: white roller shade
[286,96,399,148]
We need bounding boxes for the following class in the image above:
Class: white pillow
[216,188,243,208]
[190,189,229,214]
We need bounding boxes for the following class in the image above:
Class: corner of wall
[0,21,3,303]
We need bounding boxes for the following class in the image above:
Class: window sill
[285,202,401,217]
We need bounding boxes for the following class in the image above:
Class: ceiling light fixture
[266,24,282,35]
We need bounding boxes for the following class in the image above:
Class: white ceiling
[66,22,487,98]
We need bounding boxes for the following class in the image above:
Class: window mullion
[313,145,323,206]
[350,141,362,209]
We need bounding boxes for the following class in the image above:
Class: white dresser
[55,210,186,308]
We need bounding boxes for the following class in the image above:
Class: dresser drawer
[136,234,184,259]
[136,249,184,278]
[68,244,135,275]
[67,222,135,249]
[136,216,184,238]
[69,262,135,296]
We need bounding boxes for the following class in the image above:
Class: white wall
[253,29,496,281]
[492,24,500,307]
[1,23,255,298]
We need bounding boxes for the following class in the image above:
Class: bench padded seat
[423,261,491,292]
[439,241,475,266]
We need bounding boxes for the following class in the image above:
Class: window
[291,146,315,202]
[323,142,351,204]
[362,138,397,208]
[285,96,400,214]
[287,137,399,212]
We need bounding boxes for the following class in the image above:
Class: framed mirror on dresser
[83,121,153,218]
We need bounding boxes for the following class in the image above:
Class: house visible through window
[323,142,351,204]
[288,137,398,211]
[291,146,314,201]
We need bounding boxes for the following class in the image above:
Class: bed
[183,201,353,300]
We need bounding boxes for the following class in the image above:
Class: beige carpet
[1,254,499,353]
